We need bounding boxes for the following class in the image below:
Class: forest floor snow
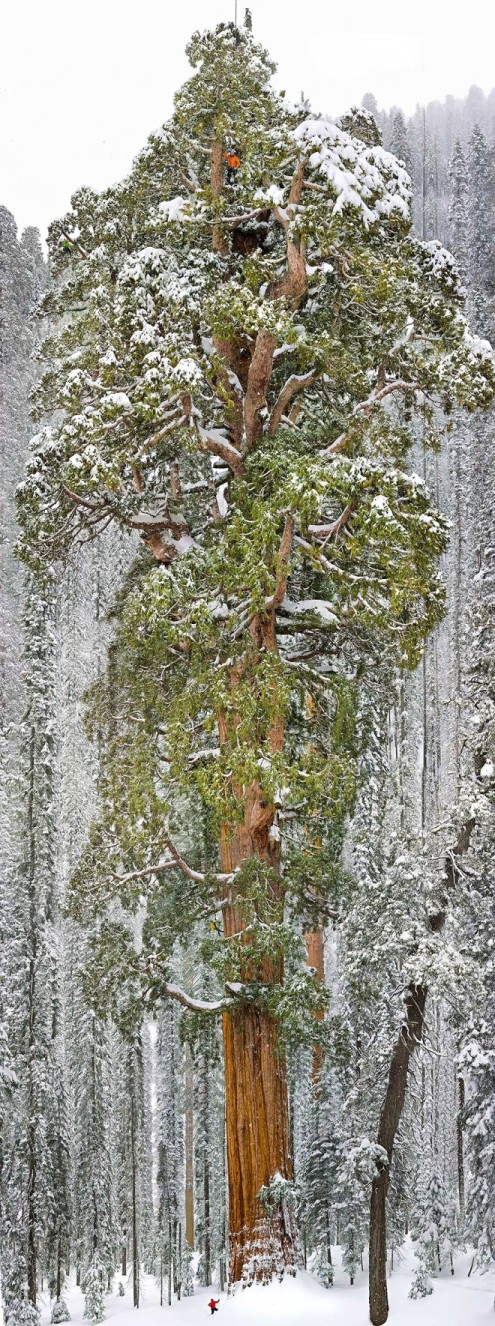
[31,1248,495,1326]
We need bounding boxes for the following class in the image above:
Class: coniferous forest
[2,18,495,1326]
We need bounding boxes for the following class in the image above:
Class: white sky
[2,0,495,240]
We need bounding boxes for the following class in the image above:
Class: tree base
[229,1212,300,1287]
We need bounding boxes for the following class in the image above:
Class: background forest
[1,26,495,1326]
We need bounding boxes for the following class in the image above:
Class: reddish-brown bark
[219,798,298,1283]
[305,929,325,1086]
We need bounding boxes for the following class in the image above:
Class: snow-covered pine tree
[449,140,469,282]
[467,125,495,337]
[192,1004,226,1289]
[388,112,412,174]
[113,1031,147,1307]
[71,971,117,1309]
[2,581,72,1313]
[457,449,495,1269]
[156,1000,184,1304]
[17,20,495,1290]
[409,1157,457,1291]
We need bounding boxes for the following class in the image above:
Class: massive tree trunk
[218,608,299,1284]
[369,984,427,1326]
[219,794,298,1283]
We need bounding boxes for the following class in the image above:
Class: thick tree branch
[164,834,234,885]
[307,504,353,541]
[268,369,319,437]
[265,513,295,610]
[113,837,235,888]
[197,424,245,477]
[244,331,277,449]
[163,983,235,1014]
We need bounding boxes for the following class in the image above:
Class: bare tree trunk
[457,1070,466,1224]
[204,1150,211,1286]
[215,601,299,1284]
[219,780,298,1282]
[369,984,427,1326]
[184,1044,195,1251]
[305,930,325,1085]
[27,724,37,1306]
[211,139,227,256]
[220,806,297,1283]
[222,999,296,1281]
[130,1082,139,1308]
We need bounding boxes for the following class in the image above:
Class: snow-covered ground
[33,1249,495,1326]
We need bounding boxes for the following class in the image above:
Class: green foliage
[17,21,495,1038]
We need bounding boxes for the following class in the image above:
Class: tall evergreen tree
[16,22,495,1296]
[449,140,469,280]
[467,125,495,336]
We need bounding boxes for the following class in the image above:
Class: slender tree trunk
[369,984,427,1326]
[305,930,325,1085]
[27,724,37,1306]
[184,1045,195,1251]
[176,1223,181,1299]
[130,1084,139,1308]
[204,1151,211,1286]
[457,1070,466,1224]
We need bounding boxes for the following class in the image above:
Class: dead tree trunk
[369,818,475,1323]
[369,984,427,1326]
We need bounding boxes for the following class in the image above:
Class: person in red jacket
[208,1298,220,1315]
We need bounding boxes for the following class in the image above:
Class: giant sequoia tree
[17,21,495,1289]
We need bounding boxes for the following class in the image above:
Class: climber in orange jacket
[224,148,241,184]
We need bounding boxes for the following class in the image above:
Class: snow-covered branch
[307,504,353,541]
[325,380,420,456]
[163,983,235,1014]
[112,835,235,889]
[268,369,319,437]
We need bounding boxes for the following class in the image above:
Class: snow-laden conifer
[16,19,495,1297]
